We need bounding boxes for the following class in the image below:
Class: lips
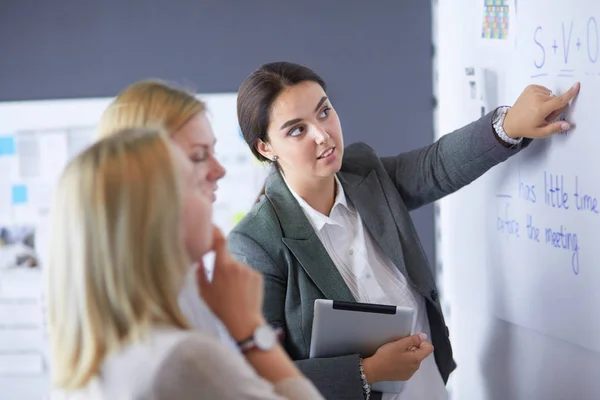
[317,147,335,159]
[203,185,218,202]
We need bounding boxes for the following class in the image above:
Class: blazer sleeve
[152,333,324,400]
[228,231,369,400]
[379,110,531,211]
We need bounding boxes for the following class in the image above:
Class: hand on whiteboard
[361,332,434,383]
[503,82,581,139]
[196,226,266,342]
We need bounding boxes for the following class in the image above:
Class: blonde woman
[96,79,232,346]
[47,128,323,399]
[97,79,225,203]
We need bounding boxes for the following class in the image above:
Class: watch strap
[237,325,284,353]
[493,106,523,147]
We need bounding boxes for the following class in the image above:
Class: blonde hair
[47,128,191,389]
[97,79,206,139]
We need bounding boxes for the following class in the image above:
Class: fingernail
[419,333,428,341]
[572,82,580,89]
[561,122,570,130]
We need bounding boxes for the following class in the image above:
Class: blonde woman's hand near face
[196,226,266,341]
[195,227,319,393]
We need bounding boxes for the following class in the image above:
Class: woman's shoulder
[159,329,230,360]
[151,329,237,386]
[229,196,282,245]
[227,193,289,276]
[151,331,264,397]
[48,328,214,400]
[342,141,381,168]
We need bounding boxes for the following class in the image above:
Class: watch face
[254,325,276,350]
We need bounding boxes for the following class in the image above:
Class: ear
[255,139,275,160]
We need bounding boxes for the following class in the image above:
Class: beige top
[49,326,323,400]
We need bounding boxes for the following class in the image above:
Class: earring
[271,155,278,161]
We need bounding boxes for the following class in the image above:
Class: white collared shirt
[285,175,448,400]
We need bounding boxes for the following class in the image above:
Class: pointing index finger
[544,82,580,114]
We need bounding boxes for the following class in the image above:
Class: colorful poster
[482,0,510,39]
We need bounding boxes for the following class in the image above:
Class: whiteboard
[485,1,600,353]
[435,0,600,398]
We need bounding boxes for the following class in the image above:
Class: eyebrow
[279,96,329,130]
[189,139,216,149]
[187,144,211,157]
[314,96,328,112]
[280,118,302,130]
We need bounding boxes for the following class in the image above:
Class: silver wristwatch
[493,105,523,147]
[237,324,284,353]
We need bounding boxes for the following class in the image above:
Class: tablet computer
[309,299,415,359]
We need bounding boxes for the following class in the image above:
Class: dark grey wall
[0,0,435,265]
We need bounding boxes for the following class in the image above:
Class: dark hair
[237,62,327,163]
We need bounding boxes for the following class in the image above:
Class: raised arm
[379,83,580,211]
[380,110,526,211]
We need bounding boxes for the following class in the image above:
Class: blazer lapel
[338,170,408,278]
[264,171,355,303]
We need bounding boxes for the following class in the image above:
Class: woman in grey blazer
[228,61,579,400]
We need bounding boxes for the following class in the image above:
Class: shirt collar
[283,174,351,231]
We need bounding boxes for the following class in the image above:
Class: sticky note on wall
[232,212,246,226]
[11,185,28,205]
[0,136,16,156]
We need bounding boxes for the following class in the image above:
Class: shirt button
[349,248,354,255]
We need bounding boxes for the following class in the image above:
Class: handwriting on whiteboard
[495,172,599,276]
[531,17,599,78]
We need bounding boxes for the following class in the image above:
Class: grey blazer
[228,111,529,400]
